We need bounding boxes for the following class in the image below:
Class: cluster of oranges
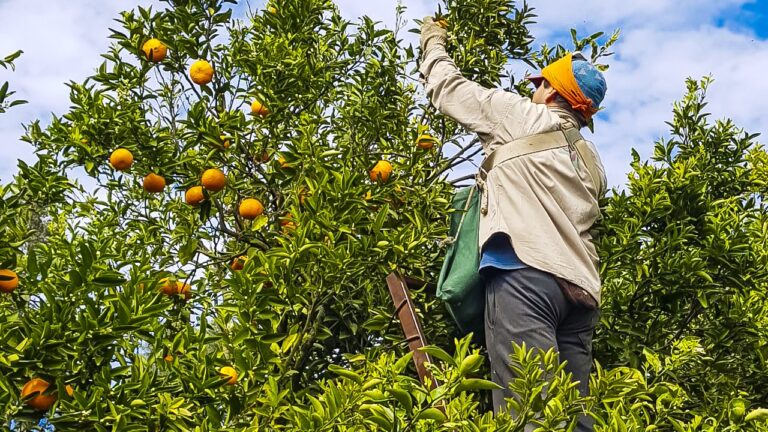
[114,39,438,214]
[15,362,237,412]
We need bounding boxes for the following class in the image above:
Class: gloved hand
[420,16,447,52]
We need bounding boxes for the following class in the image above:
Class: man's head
[528,52,607,122]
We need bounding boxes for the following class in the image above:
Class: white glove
[420,16,447,52]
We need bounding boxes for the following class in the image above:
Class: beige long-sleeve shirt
[420,40,607,303]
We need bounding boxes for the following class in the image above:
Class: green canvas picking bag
[436,185,485,336]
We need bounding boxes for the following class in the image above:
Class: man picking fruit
[421,16,608,431]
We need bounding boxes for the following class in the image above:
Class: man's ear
[544,87,559,103]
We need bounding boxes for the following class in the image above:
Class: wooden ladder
[385,272,440,390]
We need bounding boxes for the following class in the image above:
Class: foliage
[0,50,27,114]
[0,0,766,431]
[594,76,768,420]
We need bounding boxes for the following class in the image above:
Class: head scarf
[541,53,600,121]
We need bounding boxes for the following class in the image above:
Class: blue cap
[572,52,607,109]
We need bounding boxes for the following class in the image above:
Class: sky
[0,0,767,191]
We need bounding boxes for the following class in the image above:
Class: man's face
[531,79,556,105]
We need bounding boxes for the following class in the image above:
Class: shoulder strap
[479,130,567,181]
[477,124,603,198]
[562,125,604,197]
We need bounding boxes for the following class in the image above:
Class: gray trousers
[484,267,598,431]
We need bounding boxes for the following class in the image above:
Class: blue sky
[1,0,767,190]
[722,1,768,37]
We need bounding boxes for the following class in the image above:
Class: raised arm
[419,17,528,142]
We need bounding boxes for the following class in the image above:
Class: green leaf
[393,352,414,373]
[458,353,483,377]
[746,408,768,422]
[415,407,446,422]
[387,387,413,414]
[418,346,455,366]
[92,272,127,287]
[327,364,363,384]
[455,378,502,392]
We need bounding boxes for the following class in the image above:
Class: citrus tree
[593,76,768,425]
[2,0,768,430]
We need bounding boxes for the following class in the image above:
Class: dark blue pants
[484,267,598,431]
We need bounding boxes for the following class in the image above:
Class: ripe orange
[178,283,192,301]
[280,214,296,231]
[141,38,167,62]
[159,278,190,300]
[0,269,19,293]
[230,255,248,271]
[201,168,227,192]
[220,135,231,149]
[109,148,134,171]
[185,186,205,206]
[20,378,57,411]
[65,385,74,397]
[143,173,166,193]
[219,366,238,385]
[190,60,214,85]
[416,134,438,150]
[239,198,264,220]
[251,100,270,117]
[369,160,393,182]
[277,155,289,168]
[164,354,174,362]
[159,278,177,296]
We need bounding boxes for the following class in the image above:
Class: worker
[420,16,608,431]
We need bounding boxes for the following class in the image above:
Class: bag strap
[444,185,476,246]
[477,124,602,196]
[478,129,568,182]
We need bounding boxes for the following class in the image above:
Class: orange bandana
[541,53,598,121]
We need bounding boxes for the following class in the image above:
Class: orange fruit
[369,160,393,182]
[239,198,264,220]
[251,100,270,117]
[141,38,167,62]
[0,269,19,293]
[109,148,134,171]
[267,5,277,14]
[230,255,247,271]
[159,278,177,296]
[20,378,57,411]
[164,354,174,362]
[277,155,289,168]
[65,385,74,397]
[201,168,227,192]
[280,214,296,231]
[185,186,205,206]
[143,173,166,193]
[220,135,231,149]
[190,60,214,85]
[159,278,190,300]
[219,366,238,385]
[416,134,438,150]
[178,283,192,301]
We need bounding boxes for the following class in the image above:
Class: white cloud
[0,0,155,181]
[581,24,768,189]
[529,0,754,36]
